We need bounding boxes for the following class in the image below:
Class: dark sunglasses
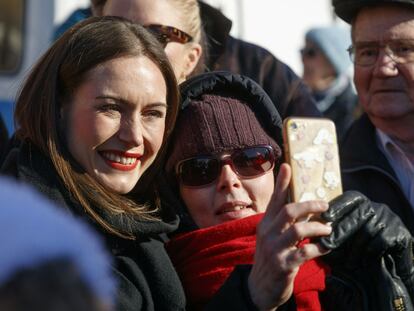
[175,145,276,188]
[300,47,318,58]
[145,24,193,48]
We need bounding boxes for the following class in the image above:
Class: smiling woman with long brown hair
[0,16,185,310]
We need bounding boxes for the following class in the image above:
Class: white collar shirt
[376,129,414,211]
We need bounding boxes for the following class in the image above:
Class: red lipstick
[100,150,142,172]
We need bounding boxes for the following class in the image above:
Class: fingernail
[324,223,332,233]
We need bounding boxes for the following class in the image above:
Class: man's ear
[182,43,202,82]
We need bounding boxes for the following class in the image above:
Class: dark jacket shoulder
[340,114,414,234]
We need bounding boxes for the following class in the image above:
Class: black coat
[340,114,414,235]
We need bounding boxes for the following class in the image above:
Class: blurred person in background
[301,26,358,140]
[0,177,115,311]
[55,0,321,118]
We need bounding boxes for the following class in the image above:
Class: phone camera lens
[290,122,298,130]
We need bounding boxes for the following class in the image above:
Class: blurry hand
[248,163,332,310]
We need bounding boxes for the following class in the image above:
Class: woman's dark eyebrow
[144,102,168,109]
[95,96,168,108]
[95,95,128,105]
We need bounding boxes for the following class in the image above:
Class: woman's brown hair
[14,16,179,239]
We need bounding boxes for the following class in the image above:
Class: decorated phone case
[283,117,343,203]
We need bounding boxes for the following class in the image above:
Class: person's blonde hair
[92,0,202,43]
[171,0,206,76]
[14,16,179,240]
[172,0,202,44]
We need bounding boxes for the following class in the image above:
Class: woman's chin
[94,173,138,195]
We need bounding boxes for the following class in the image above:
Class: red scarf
[166,214,329,311]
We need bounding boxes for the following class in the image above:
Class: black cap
[333,0,414,23]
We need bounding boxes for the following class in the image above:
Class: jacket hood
[163,71,283,232]
[198,1,233,68]
[180,71,284,146]
[199,1,232,40]
[305,26,352,76]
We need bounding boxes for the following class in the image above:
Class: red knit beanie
[165,94,281,173]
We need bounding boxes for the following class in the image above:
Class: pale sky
[204,0,349,75]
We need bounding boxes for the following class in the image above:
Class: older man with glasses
[334,0,414,235]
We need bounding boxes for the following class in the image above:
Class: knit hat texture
[165,94,281,173]
[305,26,352,76]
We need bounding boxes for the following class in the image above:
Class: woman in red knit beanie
[163,72,414,311]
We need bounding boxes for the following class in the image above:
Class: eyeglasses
[175,145,276,188]
[300,47,318,58]
[145,24,193,48]
[348,39,414,67]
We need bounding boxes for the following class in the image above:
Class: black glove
[317,191,414,311]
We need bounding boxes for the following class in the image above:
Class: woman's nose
[118,118,144,147]
[216,164,242,191]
